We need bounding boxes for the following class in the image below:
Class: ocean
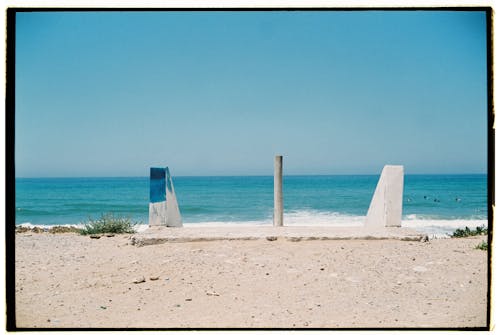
[15,174,488,237]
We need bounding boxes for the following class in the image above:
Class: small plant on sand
[80,213,138,235]
[48,226,82,234]
[450,225,487,238]
[475,241,488,251]
[16,225,83,234]
[15,226,46,233]
[15,226,32,233]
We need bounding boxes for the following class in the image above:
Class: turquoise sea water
[15,175,488,235]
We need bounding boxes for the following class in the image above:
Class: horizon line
[14,172,488,179]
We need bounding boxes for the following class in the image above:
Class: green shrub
[475,241,488,251]
[450,225,487,238]
[80,213,138,235]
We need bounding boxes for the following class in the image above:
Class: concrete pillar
[149,167,182,227]
[365,165,404,228]
[274,155,283,227]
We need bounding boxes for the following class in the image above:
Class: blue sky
[15,10,488,177]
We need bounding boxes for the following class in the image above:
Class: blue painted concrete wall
[150,167,166,203]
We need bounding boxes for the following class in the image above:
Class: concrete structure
[274,155,283,227]
[149,167,182,227]
[365,165,404,228]
[131,225,426,247]
[165,168,182,227]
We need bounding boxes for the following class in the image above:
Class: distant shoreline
[14,175,488,236]
[15,218,489,240]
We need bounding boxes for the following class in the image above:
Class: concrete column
[274,155,283,227]
[365,165,404,228]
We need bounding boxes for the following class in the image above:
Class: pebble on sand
[133,276,146,284]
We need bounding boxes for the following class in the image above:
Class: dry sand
[14,232,488,329]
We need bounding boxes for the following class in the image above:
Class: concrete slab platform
[130,226,428,247]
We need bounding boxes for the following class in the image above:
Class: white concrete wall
[149,167,183,227]
[165,169,182,227]
[149,201,166,227]
[365,165,404,228]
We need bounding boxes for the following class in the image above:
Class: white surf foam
[402,219,487,237]
[183,210,365,227]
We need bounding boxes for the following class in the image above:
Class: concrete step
[131,226,427,247]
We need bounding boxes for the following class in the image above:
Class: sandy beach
[14,231,488,329]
